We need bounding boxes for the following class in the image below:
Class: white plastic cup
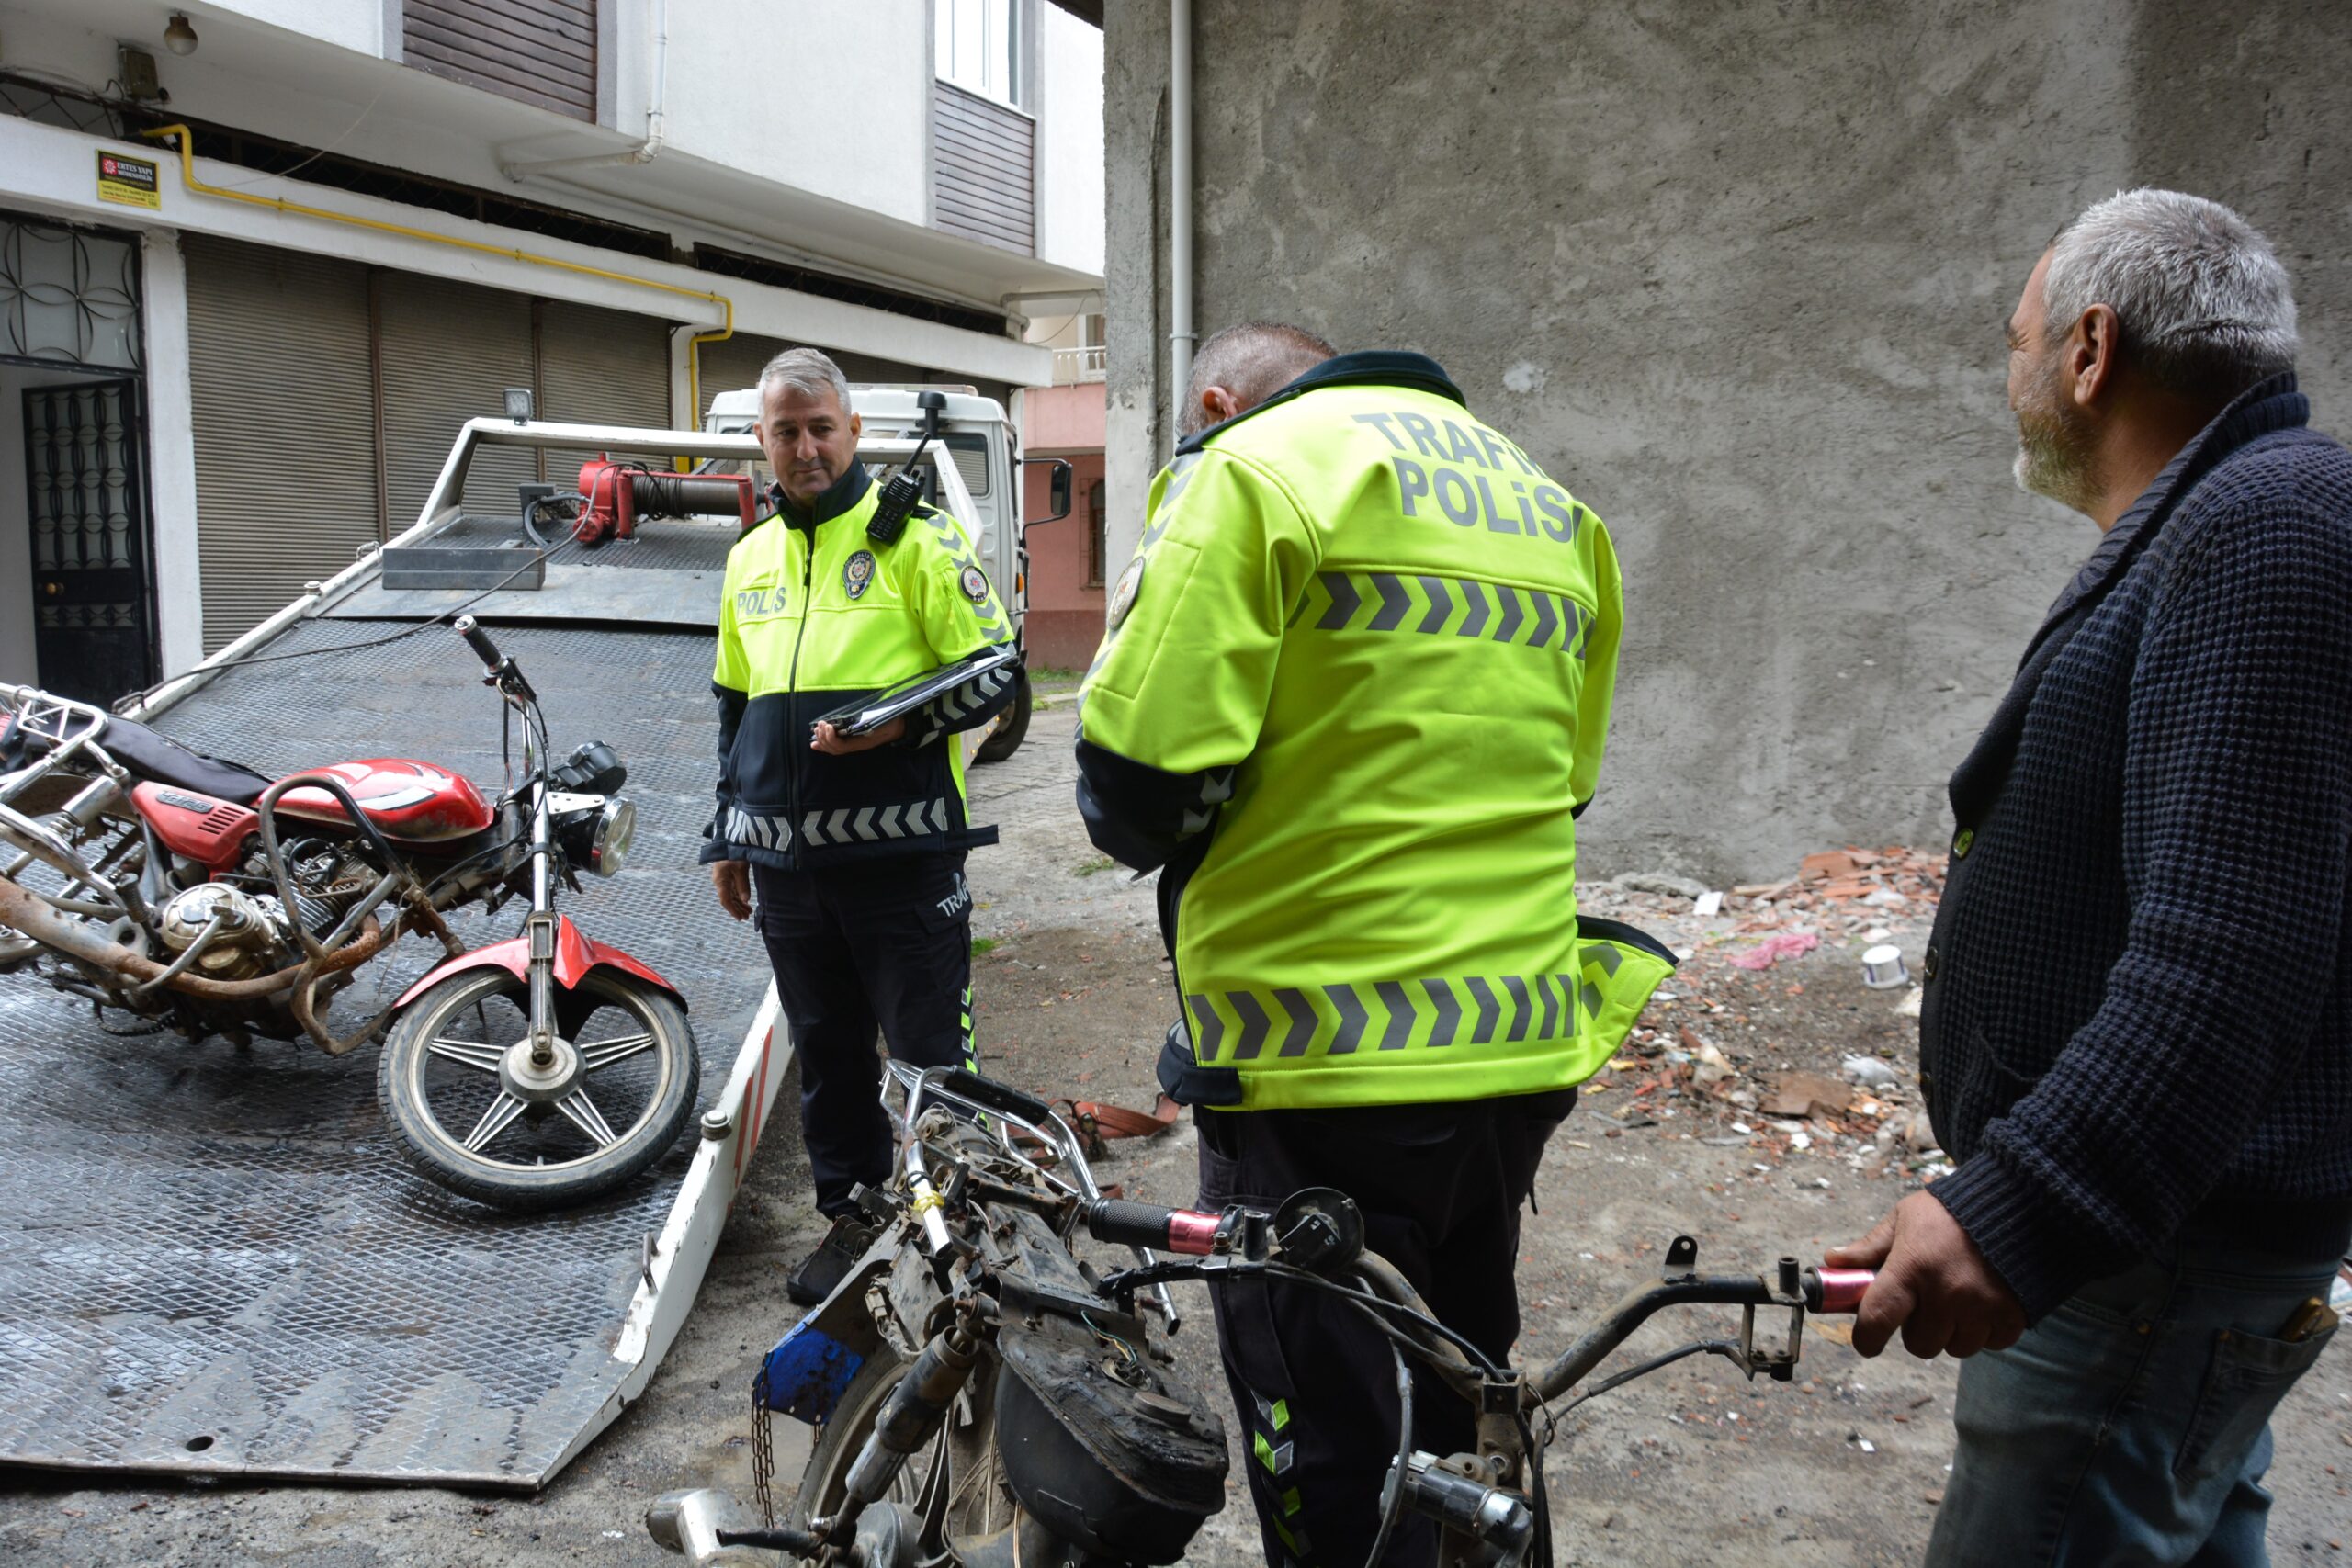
[1861,944,1909,989]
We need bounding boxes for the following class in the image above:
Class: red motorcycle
[0,617,699,1211]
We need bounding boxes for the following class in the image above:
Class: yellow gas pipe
[140,124,735,423]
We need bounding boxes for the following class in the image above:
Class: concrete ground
[3,693,2349,1564]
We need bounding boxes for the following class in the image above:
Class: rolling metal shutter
[377,271,538,530]
[536,299,674,485]
[933,82,1035,254]
[183,234,379,654]
[403,0,598,123]
[697,333,779,425]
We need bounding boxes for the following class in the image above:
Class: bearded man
[1829,189,2352,1566]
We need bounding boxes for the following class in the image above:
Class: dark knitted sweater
[1921,374,2352,1322]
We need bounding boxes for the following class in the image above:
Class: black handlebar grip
[1085,1198,1175,1251]
[454,615,502,670]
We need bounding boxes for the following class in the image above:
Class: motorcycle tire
[797,1343,1013,1535]
[969,671,1032,765]
[376,966,699,1213]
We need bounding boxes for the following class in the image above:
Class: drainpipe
[502,0,670,179]
[1168,0,1193,446]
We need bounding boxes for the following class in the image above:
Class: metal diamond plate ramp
[0,617,786,1489]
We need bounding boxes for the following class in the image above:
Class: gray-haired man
[1829,190,2352,1563]
[703,348,1019,1303]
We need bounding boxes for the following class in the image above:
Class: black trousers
[752,855,975,1219]
[1196,1089,1577,1568]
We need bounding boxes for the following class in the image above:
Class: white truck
[702,384,1070,764]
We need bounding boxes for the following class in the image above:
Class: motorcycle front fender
[394,914,684,1010]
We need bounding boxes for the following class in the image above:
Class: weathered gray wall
[1103,0,2352,882]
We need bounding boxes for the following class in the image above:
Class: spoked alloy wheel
[799,1348,1013,1539]
[377,966,698,1211]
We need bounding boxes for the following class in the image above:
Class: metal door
[25,379,152,703]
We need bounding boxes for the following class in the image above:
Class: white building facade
[0,0,1103,699]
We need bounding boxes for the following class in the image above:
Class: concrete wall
[1104,0,2352,882]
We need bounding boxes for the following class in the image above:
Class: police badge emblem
[1107,554,1145,628]
[843,549,876,601]
[959,563,990,604]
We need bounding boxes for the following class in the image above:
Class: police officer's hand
[810,716,906,754]
[712,860,752,921]
[1827,1190,2025,1360]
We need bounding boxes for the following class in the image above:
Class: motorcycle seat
[116,722,272,804]
[9,713,275,806]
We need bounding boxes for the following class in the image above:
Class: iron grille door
[25,379,153,704]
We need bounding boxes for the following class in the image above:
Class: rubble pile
[1572,846,1958,1187]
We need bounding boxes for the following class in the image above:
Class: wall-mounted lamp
[163,13,198,56]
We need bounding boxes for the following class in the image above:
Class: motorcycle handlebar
[453,615,503,671]
[1083,1198,1224,1257]
[1808,1266,1875,1314]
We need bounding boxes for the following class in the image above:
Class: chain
[750,1363,777,1527]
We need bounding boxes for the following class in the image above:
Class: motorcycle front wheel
[798,1345,1014,1535]
[376,966,699,1212]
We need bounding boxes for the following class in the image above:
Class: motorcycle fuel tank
[272,760,494,842]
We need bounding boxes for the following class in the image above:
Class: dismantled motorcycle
[647,1063,1875,1567]
[0,616,697,1211]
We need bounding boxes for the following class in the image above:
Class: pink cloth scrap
[1727,931,1820,970]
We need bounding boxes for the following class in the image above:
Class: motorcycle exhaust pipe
[827,1321,982,1539]
[644,1489,780,1565]
[0,874,391,1001]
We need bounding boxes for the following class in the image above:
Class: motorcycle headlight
[586,796,635,877]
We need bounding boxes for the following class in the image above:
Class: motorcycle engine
[992,1314,1229,1564]
[156,883,298,978]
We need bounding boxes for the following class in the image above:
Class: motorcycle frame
[880,1062,1182,1331]
[0,682,465,1052]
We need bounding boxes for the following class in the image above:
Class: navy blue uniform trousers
[752,855,975,1218]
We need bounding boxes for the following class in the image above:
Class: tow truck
[0,414,991,1489]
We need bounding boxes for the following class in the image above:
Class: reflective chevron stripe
[797,797,950,846]
[725,807,795,852]
[1188,969,1645,1062]
[1306,568,1596,655]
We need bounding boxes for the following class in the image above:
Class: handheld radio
[865,389,950,547]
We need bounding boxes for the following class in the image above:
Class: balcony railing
[1052,344,1107,385]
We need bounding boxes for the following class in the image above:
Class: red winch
[571,458,758,545]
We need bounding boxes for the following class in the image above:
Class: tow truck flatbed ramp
[0,463,803,1486]
[0,621,781,1488]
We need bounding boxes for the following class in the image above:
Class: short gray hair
[1182,321,1338,434]
[758,346,852,414]
[2041,189,2298,402]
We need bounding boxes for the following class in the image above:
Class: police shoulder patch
[1107,554,1145,629]
[959,563,990,604]
[842,549,876,600]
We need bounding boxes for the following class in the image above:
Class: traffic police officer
[1077,322,1671,1565]
[707,347,1017,1305]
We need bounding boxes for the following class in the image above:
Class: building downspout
[1168,0,1193,444]
[501,0,671,179]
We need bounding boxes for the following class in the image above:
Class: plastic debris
[1843,1055,1900,1089]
